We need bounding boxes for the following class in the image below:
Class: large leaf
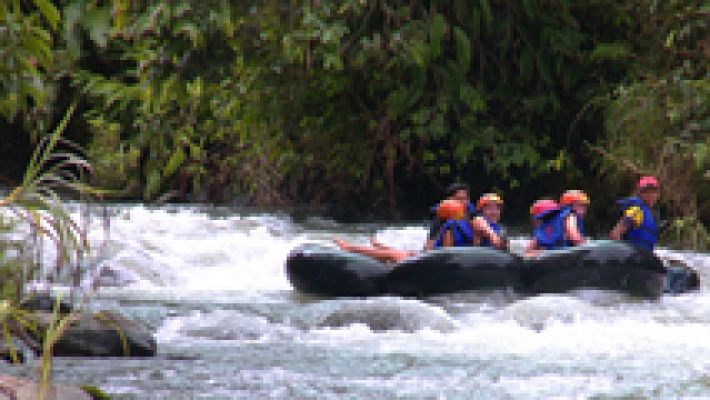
[453,26,471,71]
[32,0,60,29]
[84,6,112,48]
[164,148,186,178]
[429,13,446,59]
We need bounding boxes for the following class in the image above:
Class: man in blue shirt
[610,176,660,251]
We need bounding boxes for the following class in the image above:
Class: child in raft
[610,176,660,251]
[432,193,509,249]
[524,190,589,257]
[528,199,560,229]
[423,183,474,250]
[335,198,469,263]
[470,193,508,250]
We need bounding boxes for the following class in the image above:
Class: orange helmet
[560,190,590,206]
[437,199,466,220]
[530,199,559,217]
[476,193,503,209]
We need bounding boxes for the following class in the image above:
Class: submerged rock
[317,299,457,333]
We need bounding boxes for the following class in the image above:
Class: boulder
[16,310,156,357]
[0,375,92,400]
[50,310,155,357]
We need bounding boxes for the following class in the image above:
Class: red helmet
[437,199,466,220]
[638,176,659,190]
[560,190,590,206]
[530,199,559,217]
[476,193,503,209]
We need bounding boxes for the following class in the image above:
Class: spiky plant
[0,105,105,398]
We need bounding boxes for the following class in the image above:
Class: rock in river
[28,310,157,357]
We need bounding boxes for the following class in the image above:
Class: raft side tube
[285,244,390,297]
[378,247,523,297]
[520,241,667,299]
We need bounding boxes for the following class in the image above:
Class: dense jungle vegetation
[1,0,708,247]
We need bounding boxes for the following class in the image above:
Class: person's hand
[492,235,508,250]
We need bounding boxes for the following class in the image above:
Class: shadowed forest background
[2,0,708,247]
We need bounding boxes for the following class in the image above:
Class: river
[3,204,710,399]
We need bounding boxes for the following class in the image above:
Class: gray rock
[19,293,73,314]
[17,310,156,357]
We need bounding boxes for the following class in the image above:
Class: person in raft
[523,198,561,256]
[529,199,560,230]
[470,193,508,249]
[524,190,589,257]
[424,183,475,250]
[334,198,467,263]
[609,175,660,252]
[434,198,477,247]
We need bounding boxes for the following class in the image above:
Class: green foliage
[0,0,60,132]
[1,0,706,237]
[81,385,112,400]
[0,105,98,302]
[49,0,637,212]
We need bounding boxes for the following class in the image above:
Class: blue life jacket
[533,207,572,250]
[478,217,501,248]
[434,220,474,248]
[617,196,658,251]
[576,213,585,237]
[467,202,477,216]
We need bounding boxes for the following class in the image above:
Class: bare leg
[334,238,414,263]
[370,237,390,250]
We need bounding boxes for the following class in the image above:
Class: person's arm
[442,229,455,247]
[610,206,642,240]
[609,219,628,240]
[334,239,410,263]
[524,238,542,258]
[564,215,585,245]
[472,217,504,249]
[424,218,442,250]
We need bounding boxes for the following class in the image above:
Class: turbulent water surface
[2,205,710,399]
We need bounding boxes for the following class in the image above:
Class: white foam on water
[41,204,710,397]
[303,313,710,372]
[156,309,295,343]
[80,206,322,292]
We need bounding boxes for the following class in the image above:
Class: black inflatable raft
[520,241,667,298]
[285,240,698,299]
[286,244,390,296]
